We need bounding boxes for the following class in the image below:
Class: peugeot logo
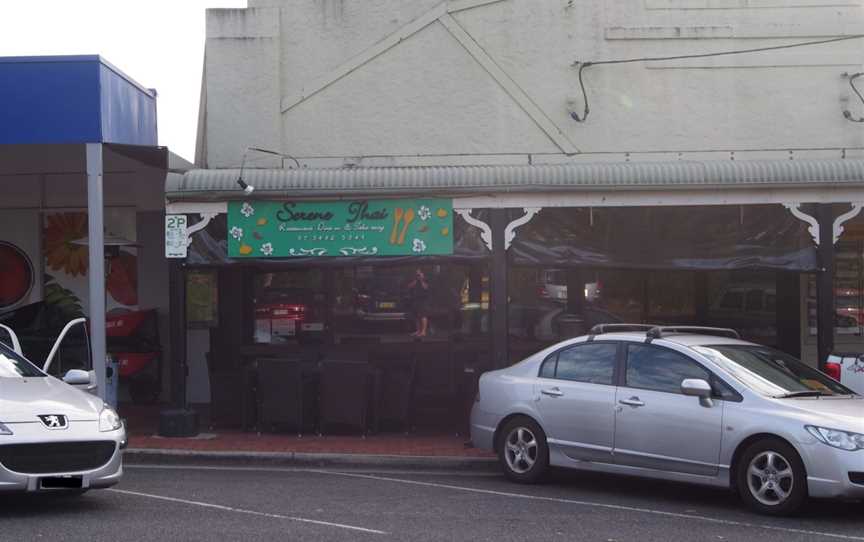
[38,415,68,430]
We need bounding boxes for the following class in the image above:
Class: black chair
[319,361,370,435]
[371,353,416,433]
[205,352,246,430]
[256,358,305,435]
[411,344,458,432]
[454,349,492,435]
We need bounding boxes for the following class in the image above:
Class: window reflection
[626,344,709,394]
[508,266,781,359]
[252,265,489,345]
[253,270,326,344]
[332,264,488,342]
[555,343,617,385]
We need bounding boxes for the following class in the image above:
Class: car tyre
[498,416,549,484]
[736,438,807,516]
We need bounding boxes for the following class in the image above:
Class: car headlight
[805,425,864,451]
[0,422,12,436]
[99,406,122,432]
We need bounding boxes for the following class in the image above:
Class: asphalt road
[1,463,862,541]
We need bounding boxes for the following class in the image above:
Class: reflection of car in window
[833,289,864,330]
[254,288,325,343]
[354,274,410,321]
[709,284,778,342]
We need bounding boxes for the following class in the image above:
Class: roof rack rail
[589,324,657,335]
[645,326,740,342]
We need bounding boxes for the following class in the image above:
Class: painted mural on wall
[0,211,42,311]
[0,241,35,311]
[228,199,454,258]
[42,211,138,317]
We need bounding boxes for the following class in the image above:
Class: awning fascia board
[166,158,864,208]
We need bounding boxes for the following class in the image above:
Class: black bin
[158,409,199,438]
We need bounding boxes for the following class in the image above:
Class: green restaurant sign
[228,199,454,258]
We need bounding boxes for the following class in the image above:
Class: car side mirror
[63,369,91,386]
[681,378,714,408]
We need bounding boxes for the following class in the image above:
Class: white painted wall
[200,0,864,168]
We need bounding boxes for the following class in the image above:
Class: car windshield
[694,345,854,398]
[0,342,45,378]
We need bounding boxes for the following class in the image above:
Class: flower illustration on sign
[240,202,255,218]
[418,205,431,221]
[230,226,244,241]
[260,242,274,256]
[412,239,427,253]
[44,213,89,277]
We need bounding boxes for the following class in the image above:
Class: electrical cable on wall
[843,72,864,123]
[570,34,864,122]
[235,146,303,194]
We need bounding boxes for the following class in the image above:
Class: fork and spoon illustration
[390,207,415,245]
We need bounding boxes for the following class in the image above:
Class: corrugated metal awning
[166,159,864,201]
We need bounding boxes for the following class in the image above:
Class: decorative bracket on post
[185,212,220,247]
[454,209,493,252]
[783,203,820,246]
[167,202,228,249]
[833,203,864,245]
[504,208,542,251]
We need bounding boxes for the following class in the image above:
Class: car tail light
[824,362,842,381]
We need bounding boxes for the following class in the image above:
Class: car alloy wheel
[498,416,549,483]
[504,426,538,474]
[736,438,807,516]
[746,451,795,507]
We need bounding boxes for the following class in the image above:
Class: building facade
[0,56,180,405]
[170,0,864,431]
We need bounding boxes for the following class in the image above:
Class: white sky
[0,0,249,161]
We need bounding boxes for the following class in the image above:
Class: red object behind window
[824,362,842,381]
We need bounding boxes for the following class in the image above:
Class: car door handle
[541,387,564,397]
[619,397,645,407]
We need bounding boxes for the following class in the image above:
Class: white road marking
[311,470,864,542]
[108,488,387,535]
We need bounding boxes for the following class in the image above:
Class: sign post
[165,214,188,259]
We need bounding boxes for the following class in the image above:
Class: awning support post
[816,204,835,371]
[85,143,107,400]
[490,209,509,368]
[169,259,188,409]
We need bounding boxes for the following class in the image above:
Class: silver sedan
[471,325,864,516]
[0,341,125,494]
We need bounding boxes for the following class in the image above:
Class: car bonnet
[0,376,102,423]
[772,395,864,433]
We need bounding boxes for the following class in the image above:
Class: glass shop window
[806,240,863,338]
[331,264,488,343]
[707,270,778,346]
[252,270,326,344]
[508,267,569,352]
[646,271,695,323]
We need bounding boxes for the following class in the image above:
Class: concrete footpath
[124,447,499,471]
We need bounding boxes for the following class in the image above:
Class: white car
[826,352,864,395]
[0,333,125,494]
[471,325,864,516]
